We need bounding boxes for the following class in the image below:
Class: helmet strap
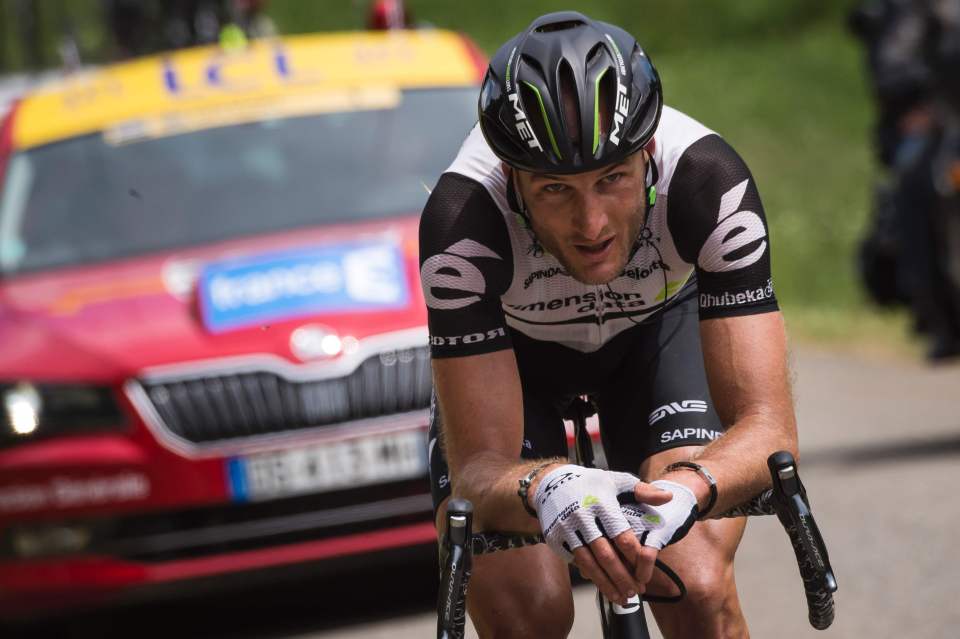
[645,152,660,206]
[627,151,659,261]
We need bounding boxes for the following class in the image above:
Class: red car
[0,29,485,618]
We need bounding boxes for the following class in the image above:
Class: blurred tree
[0,3,8,71]
[0,0,121,71]
[16,0,46,69]
[0,1,858,72]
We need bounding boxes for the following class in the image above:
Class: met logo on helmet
[604,33,630,147]
[508,92,544,152]
[608,76,630,146]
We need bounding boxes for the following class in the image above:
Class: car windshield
[0,87,478,275]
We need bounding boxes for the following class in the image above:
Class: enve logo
[698,180,768,273]
[648,399,709,425]
[420,239,502,310]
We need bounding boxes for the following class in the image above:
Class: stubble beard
[530,201,647,286]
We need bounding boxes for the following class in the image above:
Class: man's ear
[504,163,528,215]
[503,161,522,198]
[644,138,657,156]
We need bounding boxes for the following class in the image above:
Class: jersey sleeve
[419,172,514,357]
[666,134,779,320]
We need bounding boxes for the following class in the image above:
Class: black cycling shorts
[427,286,726,513]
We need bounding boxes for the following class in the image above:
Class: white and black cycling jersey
[419,106,778,358]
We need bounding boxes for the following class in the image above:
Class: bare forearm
[670,411,797,514]
[432,350,558,532]
[453,452,564,532]
[670,312,798,514]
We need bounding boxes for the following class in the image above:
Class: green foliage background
[0,0,912,348]
[271,0,906,347]
[268,0,902,346]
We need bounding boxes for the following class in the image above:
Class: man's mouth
[574,236,615,257]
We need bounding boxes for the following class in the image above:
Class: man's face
[514,151,648,285]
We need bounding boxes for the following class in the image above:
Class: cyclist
[420,11,798,638]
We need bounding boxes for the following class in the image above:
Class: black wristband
[517,461,556,518]
[664,461,718,519]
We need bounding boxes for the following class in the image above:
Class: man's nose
[573,193,608,240]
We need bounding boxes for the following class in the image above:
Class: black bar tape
[767,451,837,631]
[782,515,836,630]
[438,499,474,639]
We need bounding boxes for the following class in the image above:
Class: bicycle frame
[571,396,656,638]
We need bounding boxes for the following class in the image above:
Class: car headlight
[1,382,126,446]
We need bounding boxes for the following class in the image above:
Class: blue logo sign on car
[199,241,409,333]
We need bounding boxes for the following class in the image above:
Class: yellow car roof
[11,29,483,149]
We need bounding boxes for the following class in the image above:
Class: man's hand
[532,465,671,605]
[623,479,698,549]
[605,480,699,594]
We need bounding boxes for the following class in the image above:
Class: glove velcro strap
[664,461,718,519]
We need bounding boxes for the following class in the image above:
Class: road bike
[436,397,837,638]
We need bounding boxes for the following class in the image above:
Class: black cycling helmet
[478,11,663,174]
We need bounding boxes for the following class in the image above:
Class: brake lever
[768,451,837,592]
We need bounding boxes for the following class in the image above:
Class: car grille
[140,347,432,444]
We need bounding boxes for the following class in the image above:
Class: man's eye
[543,183,568,194]
[602,172,625,184]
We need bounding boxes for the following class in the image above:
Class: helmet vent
[585,43,606,67]
[557,60,581,149]
[597,66,617,141]
[518,81,553,157]
[534,19,585,33]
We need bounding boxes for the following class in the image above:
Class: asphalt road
[7,346,960,638]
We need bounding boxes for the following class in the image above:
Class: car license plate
[227,430,427,501]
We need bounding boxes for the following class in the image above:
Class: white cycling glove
[533,464,648,562]
[621,479,699,550]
